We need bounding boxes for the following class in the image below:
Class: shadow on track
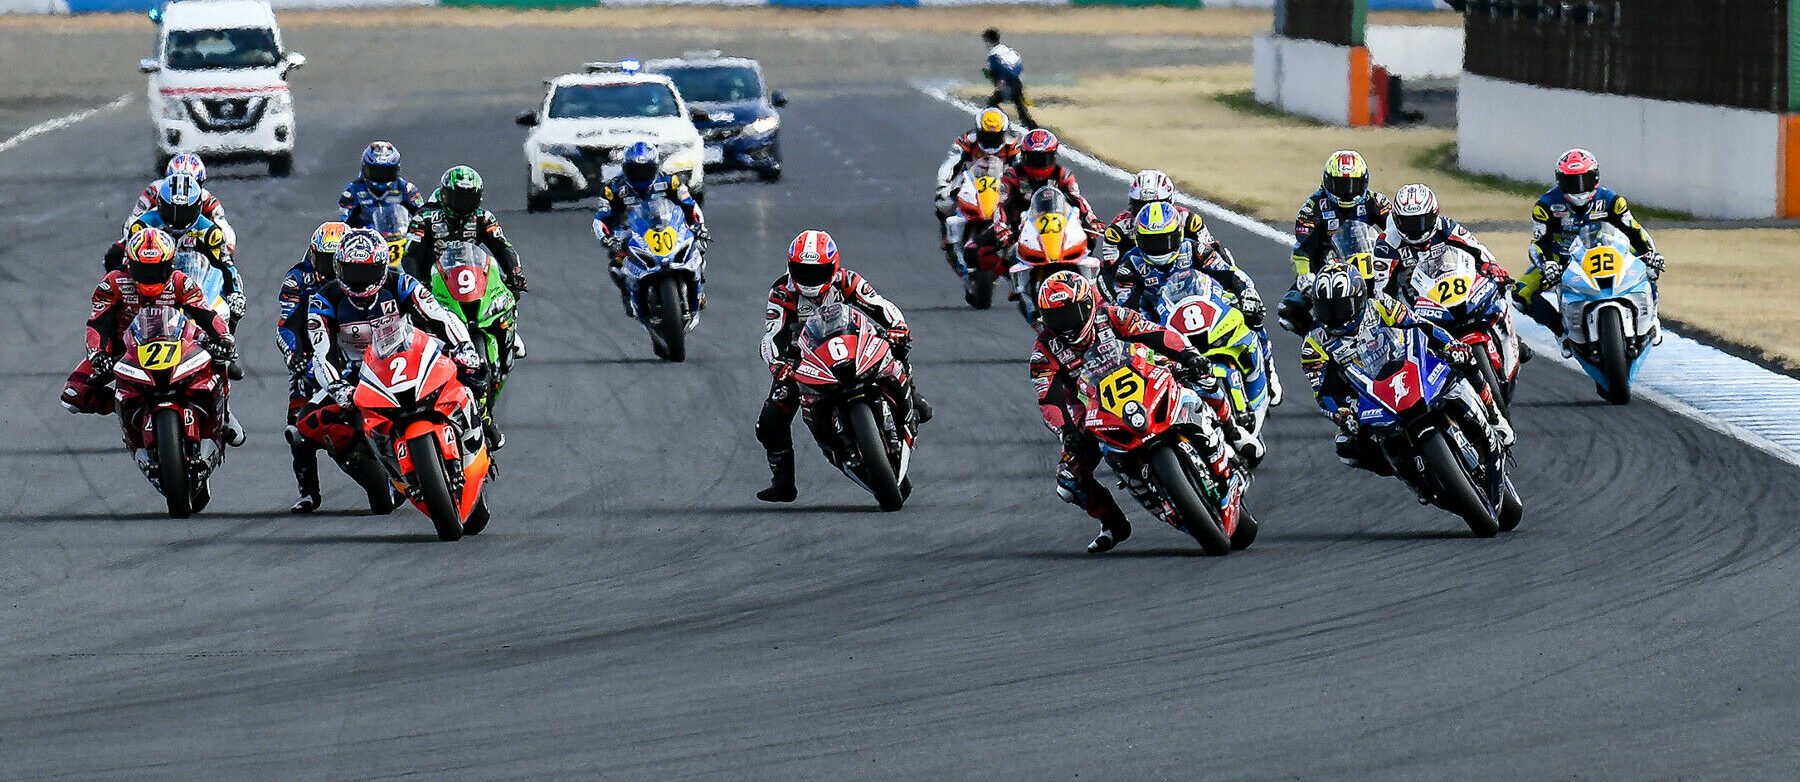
[235,532,443,545]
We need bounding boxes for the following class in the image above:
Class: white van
[140,0,305,177]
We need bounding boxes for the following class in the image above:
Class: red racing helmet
[1020,129,1060,179]
[787,229,841,297]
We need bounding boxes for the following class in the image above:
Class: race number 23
[1096,366,1145,417]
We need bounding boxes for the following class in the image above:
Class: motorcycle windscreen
[129,305,189,371]
[437,242,491,303]
[371,203,411,240]
[369,313,415,359]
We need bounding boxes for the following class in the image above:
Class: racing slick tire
[848,400,905,512]
[408,434,464,542]
[1421,428,1499,537]
[1149,445,1230,556]
[1498,478,1524,532]
[1597,308,1632,405]
[154,409,193,519]
[1230,504,1259,551]
[654,276,688,363]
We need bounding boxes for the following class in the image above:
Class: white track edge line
[914,80,1800,471]
[0,94,131,156]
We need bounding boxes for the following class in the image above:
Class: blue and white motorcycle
[1554,223,1659,405]
[1339,315,1522,536]
[620,199,706,362]
[174,249,231,325]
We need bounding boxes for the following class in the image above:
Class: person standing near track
[982,28,1037,130]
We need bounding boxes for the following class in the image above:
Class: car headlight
[743,115,779,136]
[162,97,187,121]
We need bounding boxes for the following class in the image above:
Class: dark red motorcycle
[111,306,231,518]
[791,303,918,512]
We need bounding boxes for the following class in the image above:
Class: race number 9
[455,267,478,296]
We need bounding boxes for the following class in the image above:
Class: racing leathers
[1280,188,1394,331]
[755,270,920,499]
[1377,215,1511,299]
[591,172,707,312]
[277,253,334,503]
[995,163,1104,247]
[1031,305,1237,540]
[305,273,478,415]
[61,269,235,418]
[1110,237,1280,404]
[1515,186,1660,335]
[400,204,525,293]
[1300,295,1513,475]
[338,176,426,230]
[105,213,243,326]
[133,182,235,253]
[934,129,1023,213]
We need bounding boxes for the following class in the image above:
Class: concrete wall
[1366,24,1462,80]
[1458,74,1781,219]
[0,0,68,12]
[1254,33,1353,125]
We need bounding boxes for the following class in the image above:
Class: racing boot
[756,448,798,503]
[221,410,247,448]
[1087,509,1132,554]
[288,441,321,514]
[1517,340,1533,364]
[511,331,527,360]
[609,265,634,317]
[483,413,506,452]
[1266,361,1284,407]
[1488,408,1516,449]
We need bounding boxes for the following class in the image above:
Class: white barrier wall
[0,0,68,12]
[1458,74,1780,219]
[1365,24,1461,80]
[1253,33,1351,125]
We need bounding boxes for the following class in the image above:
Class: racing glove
[1175,351,1219,392]
[1441,341,1478,369]
[505,270,530,294]
[1641,251,1665,280]
[1332,406,1359,437]
[770,360,796,383]
[86,350,115,377]
[225,292,248,324]
[1277,286,1311,333]
[602,232,627,259]
[1238,291,1266,329]
[284,350,310,376]
[694,224,712,251]
[328,380,356,409]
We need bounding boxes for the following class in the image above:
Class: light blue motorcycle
[1555,223,1658,405]
[620,199,706,362]
[174,249,230,325]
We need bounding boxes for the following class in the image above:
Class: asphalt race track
[5,22,1800,781]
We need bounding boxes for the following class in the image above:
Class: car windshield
[163,28,281,71]
[549,83,680,119]
[660,66,762,104]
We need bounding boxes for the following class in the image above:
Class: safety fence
[3,0,1451,14]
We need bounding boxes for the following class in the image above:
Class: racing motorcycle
[429,241,518,415]
[1336,311,1522,536]
[1280,223,1389,334]
[289,390,401,515]
[1009,187,1098,323]
[1404,244,1522,413]
[791,303,916,512]
[370,202,412,269]
[1553,223,1659,405]
[1154,269,1271,467]
[352,315,493,541]
[1073,337,1256,554]
[112,306,233,518]
[944,155,1007,309]
[619,199,706,362]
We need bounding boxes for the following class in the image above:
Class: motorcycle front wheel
[1596,308,1632,405]
[1420,428,1498,537]
[408,434,464,541]
[847,401,905,512]
[1148,444,1230,555]
[654,276,688,363]
[154,408,192,519]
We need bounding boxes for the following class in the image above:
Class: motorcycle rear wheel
[1148,445,1230,555]
[1597,308,1632,405]
[408,434,464,541]
[155,408,192,519]
[964,247,994,310]
[848,401,905,512]
[655,276,688,363]
[1420,429,1498,537]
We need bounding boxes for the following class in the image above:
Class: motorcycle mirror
[515,110,538,126]
[770,90,788,108]
[284,52,307,70]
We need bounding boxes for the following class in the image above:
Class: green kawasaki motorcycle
[430,242,520,418]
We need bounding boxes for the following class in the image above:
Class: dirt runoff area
[1024,64,1800,368]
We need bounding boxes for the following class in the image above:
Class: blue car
[647,52,786,182]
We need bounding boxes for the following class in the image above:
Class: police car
[516,60,706,212]
[645,51,785,182]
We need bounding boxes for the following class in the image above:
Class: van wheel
[268,153,293,178]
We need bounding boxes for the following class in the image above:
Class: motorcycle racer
[592,141,709,314]
[278,221,347,513]
[1300,264,1514,476]
[1278,150,1393,332]
[62,228,244,445]
[1514,148,1663,335]
[1112,203,1280,405]
[1030,271,1244,553]
[934,108,1023,214]
[108,173,244,327]
[1381,183,1530,363]
[306,230,489,446]
[132,153,236,253]
[338,141,426,230]
[400,166,528,295]
[995,129,1104,247]
[755,230,930,503]
[1096,170,1213,268]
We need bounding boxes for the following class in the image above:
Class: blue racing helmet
[622,141,659,192]
[362,140,401,191]
[157,173,204,230]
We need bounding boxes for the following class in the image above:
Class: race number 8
[1178,303,1208,333]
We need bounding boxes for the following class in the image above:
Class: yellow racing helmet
[975,108,1010,153]
[1133,202,1184,266]
[1323,149,1370,206]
